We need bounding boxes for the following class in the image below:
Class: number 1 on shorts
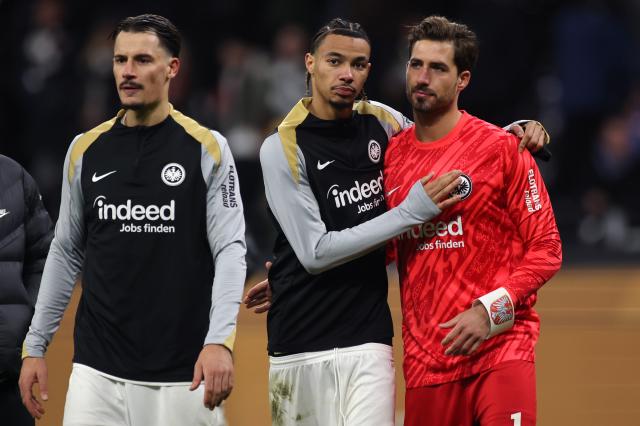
[511,412,521,426]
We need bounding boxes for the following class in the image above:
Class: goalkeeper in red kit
[384,16,562,426]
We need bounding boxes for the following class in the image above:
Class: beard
[120,101,145,111]
[329,98,354,111]
[407,84,454,114]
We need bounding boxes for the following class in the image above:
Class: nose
[339,64,354,83]
[417,68,430,86]
[122,59,135,79]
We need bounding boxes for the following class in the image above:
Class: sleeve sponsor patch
[524,169,542,213]
[221,165,238,208]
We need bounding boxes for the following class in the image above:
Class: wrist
[473,287,515,339]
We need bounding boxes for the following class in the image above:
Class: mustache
[120,81,143,90]
[411,85,436,96]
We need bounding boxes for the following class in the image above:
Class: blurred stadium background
[1,0,638,424]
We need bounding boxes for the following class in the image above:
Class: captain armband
[474,287,515,339]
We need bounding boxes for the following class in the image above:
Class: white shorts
[63,364,226,426]
[269,343,395,426]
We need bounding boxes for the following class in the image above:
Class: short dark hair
[110,14,181,58]
[407,16,478,73]
[310,18,370,54]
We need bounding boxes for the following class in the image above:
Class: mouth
[332,85,356,97]
[412,86,436,98]
[120,83,143,95]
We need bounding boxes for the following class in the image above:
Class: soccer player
[384,16,562,425]
[247,18,549,426]
[18,15,246,426]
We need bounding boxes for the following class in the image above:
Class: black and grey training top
[260,98,440,355]
[24,106,246,382]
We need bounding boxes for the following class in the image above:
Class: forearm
[23,238,82,357]
[204,241,246,351]
[501,232,563,305]
[302,180,440,274]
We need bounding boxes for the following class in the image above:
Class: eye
[114,57,126,64]
[354,62,367,70]
[327,58,340,66]
[409,60,421,69]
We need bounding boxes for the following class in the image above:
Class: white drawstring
[333,348,347,425]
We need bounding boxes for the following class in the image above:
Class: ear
[457,70,471,92]
[167,57,181,80]
[304,52,314,75]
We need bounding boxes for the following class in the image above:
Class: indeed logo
[326,171,384,209]
[399,215,464,240]
[93,196,175,221]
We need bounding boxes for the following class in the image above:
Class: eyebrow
[113,53,154,59]
[409,58,448,67]
[325,51,368,62]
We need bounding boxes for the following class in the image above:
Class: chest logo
[450,174,472,200]
[161,163,185,186]
[386,185,402,196]
[368,139,381,163]
[0,209,9,219]
[92,170,117,183]
[317,160,335,170]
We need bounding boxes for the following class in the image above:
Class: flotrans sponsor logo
[221,165,238,208]
[524,169,542,213]
[398,215,465,251]
[92,196,175,233]
[326,171,385,214]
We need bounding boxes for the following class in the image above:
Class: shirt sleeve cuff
[474,287,515,339]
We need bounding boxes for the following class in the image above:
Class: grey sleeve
[202,131,247,350]
[260,134,440,275]
[24,136,86,358]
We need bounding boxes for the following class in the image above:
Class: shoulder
[0,155,27,192]
[73,114,121,152]
[465,113,519,150]
[170,108,223,166]
[354,100,406,135]
[0,154,24,177]
[387,125,414,152]
[260,132,288,167]
[67,114,120,182]
[260,130,303,184]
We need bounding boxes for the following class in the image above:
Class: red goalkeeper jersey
[384,112,562,388]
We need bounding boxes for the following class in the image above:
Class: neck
[123,100,170,127]
[307,96,353,120]
[413,105,461,142]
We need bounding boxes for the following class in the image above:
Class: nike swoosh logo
[317,160,335,170]
[92,171,117,183]
[0,212,9,219]
[386,186,402,196]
